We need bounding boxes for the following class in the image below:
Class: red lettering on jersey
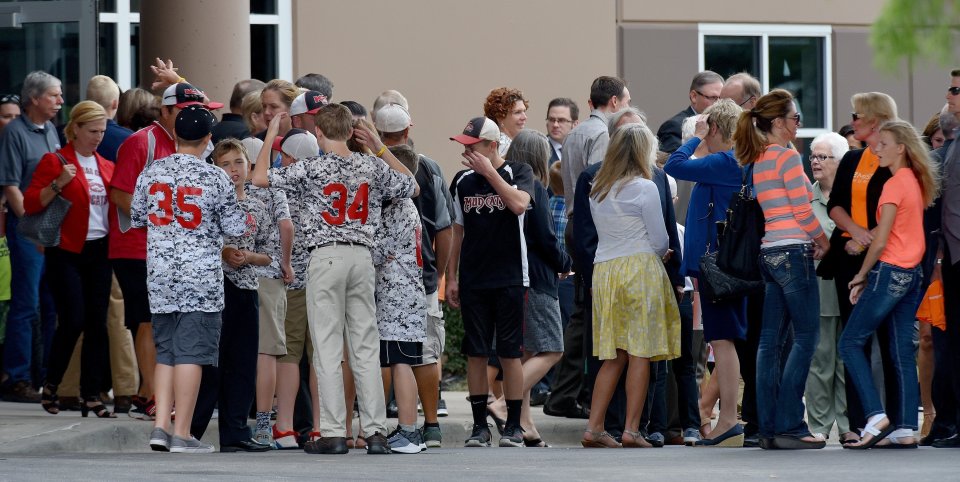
[321,182,370,226]
[148,183,204,230]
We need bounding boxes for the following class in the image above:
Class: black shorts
[460,286,526,359]
[380,340,423,367]
[112,258,151,334]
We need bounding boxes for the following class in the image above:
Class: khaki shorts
[415,291,445,366]
[280,288,312,363]
[258,277,288,356]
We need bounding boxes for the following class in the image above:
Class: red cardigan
[23,144,115,253]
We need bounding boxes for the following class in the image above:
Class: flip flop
[523,437,549,447]
[846,417,896,450]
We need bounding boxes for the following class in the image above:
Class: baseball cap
[450,116,500,145]
[175,105,217,141]
[374,104,412,133]
[162,82,224,110]
[273,128,319,161]
[290,90,329,116]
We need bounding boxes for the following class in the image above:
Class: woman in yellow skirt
[580,123,681,448]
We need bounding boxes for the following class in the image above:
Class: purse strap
[740,163,756,199]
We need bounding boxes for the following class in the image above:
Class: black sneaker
[365,432,392,454]
[464,424,492,447]
[303,436,348,455]
[499,424,524,447]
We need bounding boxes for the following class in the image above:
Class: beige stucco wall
[292,0,618,180]
[619,0,888,25]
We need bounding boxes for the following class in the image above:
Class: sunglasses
[851,112,863,122]
[949,86,960,96]
[0,94,19,104]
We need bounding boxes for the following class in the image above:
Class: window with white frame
[97,0,291,90]
[698,24,833,140]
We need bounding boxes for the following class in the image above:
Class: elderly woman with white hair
[803,132,852,442]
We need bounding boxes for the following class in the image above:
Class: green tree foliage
[871,0,960,71]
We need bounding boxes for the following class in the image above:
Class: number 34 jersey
[267,152,415,248]
[131,153,250,314]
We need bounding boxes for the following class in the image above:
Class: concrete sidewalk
[0,392,589,453]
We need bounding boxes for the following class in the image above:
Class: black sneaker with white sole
[464,424,492,447]
[499,424,524,447]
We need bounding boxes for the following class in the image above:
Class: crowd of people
[1,59,960,454]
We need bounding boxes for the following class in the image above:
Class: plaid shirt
[549,195,567,253]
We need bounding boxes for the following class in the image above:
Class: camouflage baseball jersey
[130,153,249,313]
[223,195,270,290]
[285,195,310,290]
[267,152,416,250]
[246,183,291,280]
[373,198,426,342]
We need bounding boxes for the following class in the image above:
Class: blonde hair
[211,138,250,164]
[591,123,657,203]
[241,89,263,132]
[878,120,940,206]
[85,75,120,111]
[703,98,742,143]
[852,92,897,125]
[261,79,299,108]
[315,103,354,142]
[733,88,794,166]
[64,100,107,142]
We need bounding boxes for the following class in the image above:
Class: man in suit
[210,79,265,144]
[545,98,579,164]
[721,72,761,111]
[655,71,724,153]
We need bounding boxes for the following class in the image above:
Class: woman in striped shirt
[733,89,830,450]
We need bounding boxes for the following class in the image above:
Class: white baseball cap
[374,104,412,133]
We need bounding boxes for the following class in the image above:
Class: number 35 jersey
[267,152,415,248]
[131,153,250,314]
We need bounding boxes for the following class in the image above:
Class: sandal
[80,397,117,418]
[523,437,549,447]
[355,434,367,450]
[581,430,621,448]
[41,384,59,415]
[875,430,918,449]
[839,432,860,446]
[846,415,894,450]
[622,430,653,448]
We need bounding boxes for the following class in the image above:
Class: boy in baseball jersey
[446,117,535,448]
[251,104,417,455]
[189,139,273,452]
[131,105,249,454]
[376,145,427,454]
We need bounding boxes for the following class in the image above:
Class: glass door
[0,0,97,124]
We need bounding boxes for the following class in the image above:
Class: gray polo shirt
[560,109,609,216]
[941,140,960,264]
[0,115,61,191]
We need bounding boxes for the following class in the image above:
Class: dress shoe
[221,438,272,452]
[304,436,348,454]
[365,432,391,454]
[932,434,960,448]
[1,381,41,403]
[542,401,590,419]
[695,424,744,447]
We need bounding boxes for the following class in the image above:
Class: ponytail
[732,89,795,166]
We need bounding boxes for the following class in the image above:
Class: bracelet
[177,76,187,83]
[50,180,61,194]
[375,145,387,157]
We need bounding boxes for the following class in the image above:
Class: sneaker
[169,435,215,454]
[129,397,156,421]
[272,425,300,450]
[499,424,524,447]
[365,432,392,454]
[254,430,275,448]
[683,428,702,446]
[149,427,172,452]
[422,425,442,448]
[388,429,424,454]
[465,424,492,447]
[645,431,665,447]
[437,399,449,417]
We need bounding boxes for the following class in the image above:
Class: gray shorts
[152,311,222,366]
[523,288,564,354]
[414,291,445,366]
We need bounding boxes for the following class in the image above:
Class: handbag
[717,163,765,281]
[697,183,763,303]
[16,153,72,247]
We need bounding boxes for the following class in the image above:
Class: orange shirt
[845,149,879,237]
[878,167,925,268]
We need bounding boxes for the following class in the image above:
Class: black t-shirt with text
[450,160,535,290]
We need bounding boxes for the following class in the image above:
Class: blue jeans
[3,215,45,385]
[756,244,820,438]
[838,261,922,430]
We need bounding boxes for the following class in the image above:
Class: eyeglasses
[851,112,863,122]
[546,117,572,125]
[738,95,754,107]
[0,94,19,105]
[948,86,960,96]
[694,90,720,103]
[809,154,834,162]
